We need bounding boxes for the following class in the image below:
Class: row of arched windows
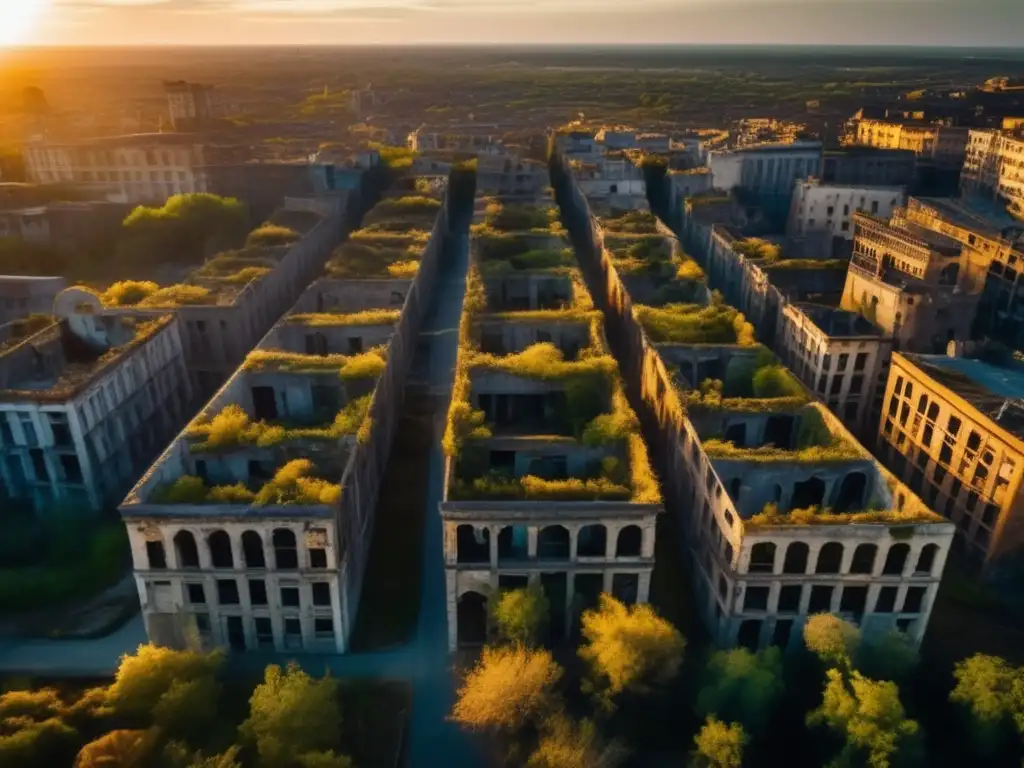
[144,528,316,571]
[746,541,940,577]
[456,523,643,564]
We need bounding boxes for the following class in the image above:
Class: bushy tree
[696,647,784,736]
[0,716,78,766]
[857,630,919,683]
[950,654,1024,751]
[239,663,343,768]
[578,594,685,702]
[803,613,859,668]
[120,193,248,264]
[450,645,563,733]
[107,645,223,727]
[527,715,627,768]
[160,742,243,768]
[490,585,550,647]
[808,669,922,768]
[692,717,746,768]
[74,728,157,768]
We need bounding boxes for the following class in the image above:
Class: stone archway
[457,591,488,646]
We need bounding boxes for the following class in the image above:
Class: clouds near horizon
[30,0,1024,46]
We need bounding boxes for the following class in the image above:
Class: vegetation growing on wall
[733,238,782,262]
[326,230,427,279]
[602,210,659,234]
[475,199,563,234]
[288,309,401,326]
[154,459,341,506]
[746,501,943,526]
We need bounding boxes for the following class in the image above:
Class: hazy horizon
[10,0,1024,48]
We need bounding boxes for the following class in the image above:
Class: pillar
[527,526,538,558]
[605,525,618,560]
[641,523,656,559]
[637,570,652,604]
[569,526,580,564]
[489,525,499,569]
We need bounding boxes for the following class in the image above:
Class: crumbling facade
[120,182,454,654]
[0,290,191,514]
[441,193,661,650]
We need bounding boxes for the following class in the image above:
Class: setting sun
[0,0,48,45]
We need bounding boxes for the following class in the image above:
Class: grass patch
[603,210,659,233]
[734,237,783,262]
[326,231,426,279]
[762,258,848,270]
[747,502,944,527]
[635,303,756,345]
[477,199,562,233]
[287,310,401,326]
[153,459,341,506]
[137,284,213,307]
[242,347,387,377]
[246,223,299,247]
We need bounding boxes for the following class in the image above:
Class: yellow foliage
[138,284,212,307]
[101,280,159,307]
[288,310,400,327]
[693,717,747,768]
[254,459,341,506]
[579,594,685,699]
[386,260,420,278]
[451,646,563,733]
[676,259,706,281]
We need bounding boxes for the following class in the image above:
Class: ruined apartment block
[442,194,661,650]
[553,155,954,651]
[120,183,452,654]
[0,289,191,513]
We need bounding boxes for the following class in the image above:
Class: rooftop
[909,196,1024,242]
[903,352,1024,440]
[325,231,427,280]
[793,304,883,338]
[0,314,173,402]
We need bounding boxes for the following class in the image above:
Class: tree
[808,669,922,768]
[450,645,563,733]
[527,715,627,768]
[120,193,248,264]
[950,654,1024,751]
[240,663,343,768]
[696,647,784,736]
[857,631,919,683]
[692,717,746,768]
[578,594,685,702]
[107,645,223,726]
[160,742,243,768]
[490,585,550,647]
[296,751,355,768]
[803,613,859,669]
[74,729,157,768]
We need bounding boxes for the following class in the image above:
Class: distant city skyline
[19,0,1024,48]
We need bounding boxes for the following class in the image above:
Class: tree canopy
[808,669,922,768]
[950,654,1024,750]
[120,193,249,264]
[527,715,626,768]
[490,585,550,648]
[239,663,343,768]
[696,647,784,736]
[107,645,224,726]
[803,613,860,669]
[450,645,563,733]
[692,717,747,768]
[578,594,685,701]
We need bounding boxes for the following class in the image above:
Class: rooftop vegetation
[747,502,944,527]
[469,342,617,382]
[325,231,426,279]
[702,408,862,463]
[362,195,441,231]
[153,459,341,506]
[246,224,299,247]
[734,238,783,262]
[192,248,279,279]
[138,284,214,307]
[477,247,576,275]
[635,303,756,345]
[477,200,562,233]
[288,309,401,326]
[602,210,659,234]
[120,193,249,266]
[243,347,387,378]
[373,143,418,170]
[762,258,849,271]
[186,397,370,453]
[101,280,159,307]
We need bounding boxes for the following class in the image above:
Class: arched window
[884,543,910,576]
[816,542,843,574]
[174,530,199,569]
[616,526,642,557]
[537,526,570,559]
[783,542,809,574]
[577,525,607,558]
[749,543,776,573]
[457,525,490,564]
[850,543,877,574]
[208,530,233,569]
[273,528,298,570]
[915,544,939,575]
[146,540,166,569]
[457,591,487,646]
[242,530,265,568]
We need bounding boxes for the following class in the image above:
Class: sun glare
[0,0,48,46]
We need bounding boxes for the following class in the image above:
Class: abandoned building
[878,348,1024,572]
[441,195,662,650]
[0,287,191,514]
[551,155,954,652]
[119,184,453,654]
[840,210,985,353]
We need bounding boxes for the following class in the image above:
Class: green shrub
[254,459,341,506]
[138,284,212,307]
[154,476,210,504]
[246,224,299,247]
[101,280,159,307]
[752,365,804,399]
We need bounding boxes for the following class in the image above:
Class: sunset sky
[16,0,1024,47]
